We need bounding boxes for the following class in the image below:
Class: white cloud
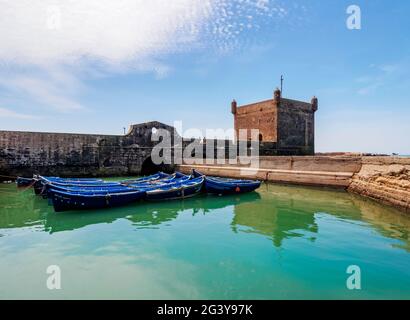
[0,107,42,119]
[379,64,398,74]
[0,0,289,114]
[0,67,85,112]
[256,0,270,11]
[0,0,288,67]
[356,63,401,95]
[0,0,211,67]
[357,82,382,95]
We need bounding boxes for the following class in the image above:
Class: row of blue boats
[17,170,261,212]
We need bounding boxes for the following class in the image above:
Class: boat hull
[120,172,170,184]
[192,169,261,195]
[51,190,146,212]
[33,180,45,195]
[46,185,134,199]
[145,177,204,201]
[16,177,35,187]
[204,178,261,194]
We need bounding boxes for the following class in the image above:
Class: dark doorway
[140,156,173,175]
[258,134,263,142]
[140,156,162,175]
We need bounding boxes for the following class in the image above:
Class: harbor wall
[0,123,284,178]
[1,122,409,213]
[178,155,410,213]
[0,122,177,178]
[0,121,328,179]
[178,156,361,188]
[348,157,410,213]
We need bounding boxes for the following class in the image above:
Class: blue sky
[0,0,409,154]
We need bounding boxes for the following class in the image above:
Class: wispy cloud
[357,82,382,95]
[379,64,399,74]
[356,63,403,95]
[0,0,292,116]
[0,107,42,120]
[0,0,289,68]
[0,67,85,112]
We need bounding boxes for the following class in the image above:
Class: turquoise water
[0,181,409,299]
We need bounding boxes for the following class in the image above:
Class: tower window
[258,134,263,141]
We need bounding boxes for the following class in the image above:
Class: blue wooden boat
[126,172,189,187]
[192,169,261,195]
[38,172,174,195]
[16,177,35,187]
[51,188,147,212]
[45,173,190,195]
[45,172,191,200]
[40,176,120,187]
[35,177,122,196]
[41,176,103,183]
[34,176,109,195]
[145,176,204,201]
[34,173,165,198]
[120,172,170,184]
[46,184,132,199]
[50,174,197,211]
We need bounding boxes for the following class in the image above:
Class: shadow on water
[0,182,409,251]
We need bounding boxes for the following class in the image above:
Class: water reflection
[43,193,261,233]
[232,201,318,247]
[0,183,409,252]
[0,186,47,229]
[0,184,259,233]
[232,183,410,251]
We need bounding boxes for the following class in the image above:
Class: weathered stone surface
[232,89,317,155]
[234,99,278,141]
[0,121,284,178]
[277,99,315,154]
[178,156,360,188]
[258,155,362,172]
[179,155,410,213]
[348,157,410,213]
[0,121,176,178]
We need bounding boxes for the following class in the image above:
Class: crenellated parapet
[311,96,318,112]
[231,99,237,115]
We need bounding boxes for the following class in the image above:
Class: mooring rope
[0,174,18,179]
[19,179,37,192]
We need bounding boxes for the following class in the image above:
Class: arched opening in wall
[140,156,173,176]
[258,134,263,142]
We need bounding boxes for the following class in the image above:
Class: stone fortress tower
[231,88,318,155]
